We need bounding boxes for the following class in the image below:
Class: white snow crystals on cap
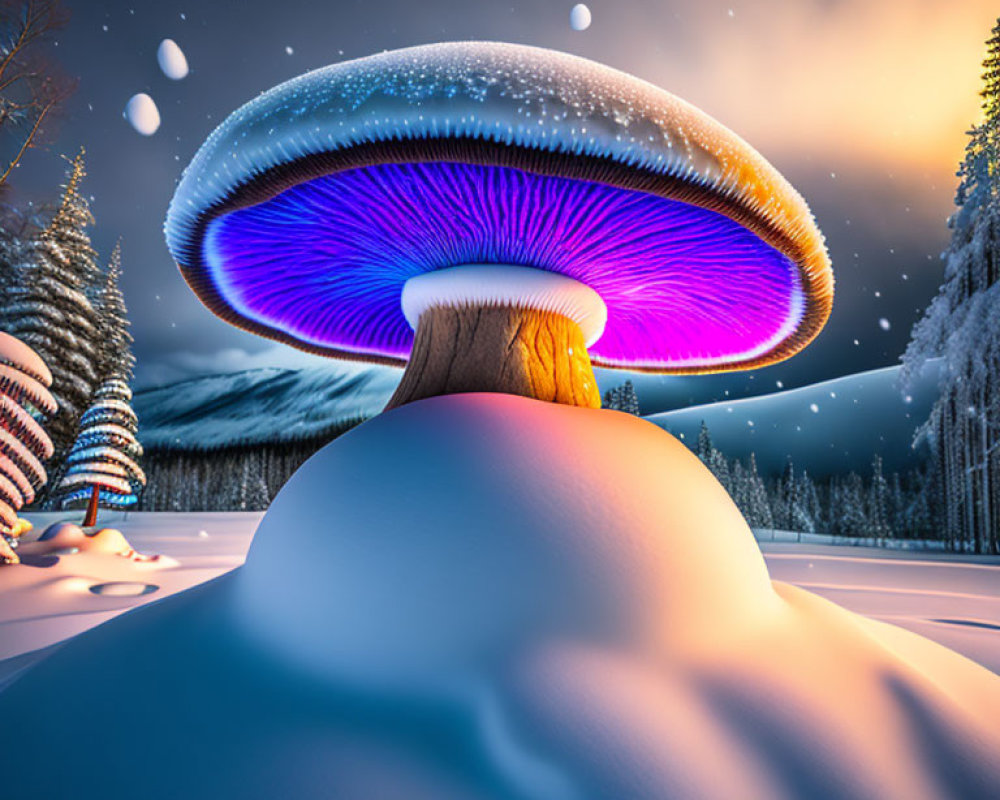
[157,38,189,80]
[401,264,608,347]
[125,93,161,136]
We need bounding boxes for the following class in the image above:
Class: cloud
[604,0,995,227]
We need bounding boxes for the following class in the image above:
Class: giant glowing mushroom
[166,42,831,409]
[0,332,56,563]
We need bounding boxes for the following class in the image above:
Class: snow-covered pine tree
[243,457,270,511]
[901,19,1000,553]
[888,471,906,537]
[696,421,712,465]
[602,379,640,415]
[835,472,869,538]
[0,150,101,471]
[902,466,935,542]
[730,459,749,514]
[49,242,146,515]
[827,479,843,535]
[799,470,822,533]
[706,446,732,495]
[620,380,639,415]
[744,453,774,529]
[49,378,145,514]
[866,454,893,539]
[773,461,793,529]
[227,455,270,511]
[777,460,814,533]
[94,241,135,389]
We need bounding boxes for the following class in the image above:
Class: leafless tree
[0,0,75,186]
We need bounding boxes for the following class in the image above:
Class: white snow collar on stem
[401,264,608,347]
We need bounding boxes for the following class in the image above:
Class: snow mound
[0,394,998,799]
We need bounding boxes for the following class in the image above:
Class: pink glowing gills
[164,41,833,408]
[0,332,56,539]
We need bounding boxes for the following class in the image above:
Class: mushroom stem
[386,304,601,410]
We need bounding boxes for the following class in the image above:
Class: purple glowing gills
[205,161,805,369]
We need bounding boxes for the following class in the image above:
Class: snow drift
[2,394,997,799]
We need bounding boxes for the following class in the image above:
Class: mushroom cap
[166,41,832,373]
[0,428,47,488]
[0,364,57,416]
[0,332,52,387]
[0,454,34,506]
[0,395,54,460]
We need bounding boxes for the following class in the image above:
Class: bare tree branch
[0,0,74,187]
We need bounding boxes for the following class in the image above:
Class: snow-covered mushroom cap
[166,41,832,374]
[0,332,52,388]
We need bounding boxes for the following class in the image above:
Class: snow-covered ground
[1,396,999,798]
[2,512,997,685]
[762,543,1000,675]
[0,511,260,688]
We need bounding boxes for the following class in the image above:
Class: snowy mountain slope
[134,363,399,449]
[135,360,942,477]
[647,361,943,478]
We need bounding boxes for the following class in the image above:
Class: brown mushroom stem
[386,305,601,411]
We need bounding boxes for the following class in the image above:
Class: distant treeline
[694,421,941,544]
[138,420,362,512]
[138,391,943,548]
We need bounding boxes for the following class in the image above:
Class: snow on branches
[902,18,1000,553]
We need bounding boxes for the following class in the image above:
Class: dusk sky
[9,0,998,411]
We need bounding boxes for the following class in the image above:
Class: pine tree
[0,150,101,472]
[707,447,732,495]
[730,459,749,515]
[95,241,135,387]
[242,457,270,511]
[49,378,145,512]
[888,472,906,537]
[602,379,640,415]
[697,421,712,465]
[835,472,868,538]
[902,19,1000,554]
[744,453,773,529]
[866,454,892,539]
[49,243,146,513]
[903,466,935,541]
[799,470,822,533]
[775,460,814,533]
